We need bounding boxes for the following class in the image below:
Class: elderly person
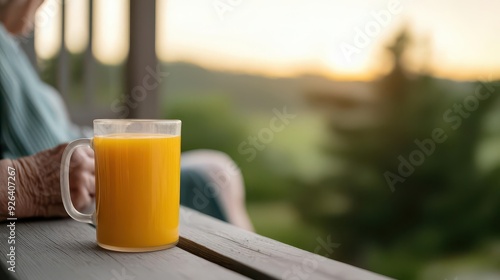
[0,0,252,230]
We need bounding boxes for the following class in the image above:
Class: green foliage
[38,52,123,106]
[163,94,247,158]
[295,29,500,279]
[163,94,294,202]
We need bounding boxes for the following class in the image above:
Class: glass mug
[60,119,181,252]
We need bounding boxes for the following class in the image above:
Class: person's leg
[180,150,254,231]
[180,168,228,222]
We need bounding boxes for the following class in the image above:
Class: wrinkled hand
[12,143,95,218]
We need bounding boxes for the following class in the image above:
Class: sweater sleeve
[0,24,82,159]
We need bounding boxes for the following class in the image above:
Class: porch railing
[20,0,160,126]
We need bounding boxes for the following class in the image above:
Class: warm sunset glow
[65,0,88,53]
[34,0,61,60]
[156,0,168,62]
[93,0,129,65]
[35,0,500,80]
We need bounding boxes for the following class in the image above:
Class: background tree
[296,28,500,279]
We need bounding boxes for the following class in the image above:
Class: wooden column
[84,0,94,107]
[126,0,159,119]
[57,0,69,101]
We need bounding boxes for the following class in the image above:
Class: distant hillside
[162,62,302,113]
[161,62,377,113]
[161,61,478,114]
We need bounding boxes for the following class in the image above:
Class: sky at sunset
[34,0,500,81]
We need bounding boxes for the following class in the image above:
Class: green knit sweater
[0,24,83,159]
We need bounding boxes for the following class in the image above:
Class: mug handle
[60,138,95,224]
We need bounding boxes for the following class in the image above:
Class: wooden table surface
[1,206,392,280]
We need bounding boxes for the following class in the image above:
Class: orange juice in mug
[60,120,181,252]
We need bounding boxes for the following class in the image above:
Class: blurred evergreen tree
[296,28,500,279]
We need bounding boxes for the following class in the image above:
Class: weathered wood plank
[0,219,248,280]
[178,206,392,280]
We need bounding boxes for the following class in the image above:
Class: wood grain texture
[178,206,393,280]
[0,219,248,280]
[0,208,393,280]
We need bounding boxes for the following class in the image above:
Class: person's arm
[0,144,95,222]
[0,158,14,221]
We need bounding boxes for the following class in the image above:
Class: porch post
[125,0,159,119]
